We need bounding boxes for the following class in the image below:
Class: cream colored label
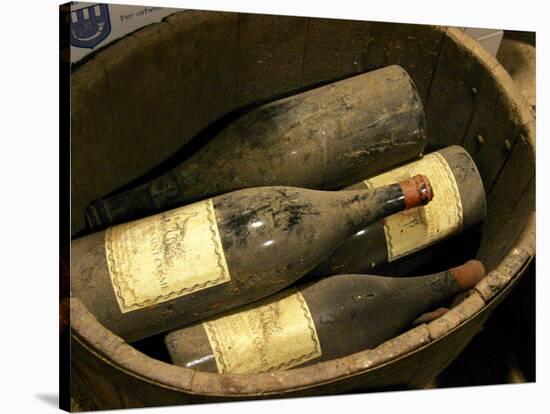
[105,199,230,313]
[203,290,322,374]
[364,152,463,261]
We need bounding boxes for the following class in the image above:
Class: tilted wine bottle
[86,65,426,229]
[310,145,486,276]
[164,260,485,374]
[71,176,432,342]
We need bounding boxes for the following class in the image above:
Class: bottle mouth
[400,174,434,209]
[450,259,486,290]
[415,174,433,205]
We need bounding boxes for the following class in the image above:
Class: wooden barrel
[68,10,535,409]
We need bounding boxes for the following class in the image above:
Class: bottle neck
[88,163,203,228]
[397,259,484,310]
[336,174,432,234]
[385,271,462,314]
[336,183,407,231]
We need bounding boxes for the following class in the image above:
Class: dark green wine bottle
[86,65,426,229]
[310,145,486,276]
[71,176,432,342]
[164,260,485,374]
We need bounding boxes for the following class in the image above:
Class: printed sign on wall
[69,2,183,63]
[70,4,112,49]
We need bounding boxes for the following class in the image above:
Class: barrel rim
[69,20,536,397]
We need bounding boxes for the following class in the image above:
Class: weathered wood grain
[70,59,115,235]
[237,13,308,107]
[461,66,524,191]
[477,121,535,267]
[165,11,239,141]
[425,28,493,150]
[361,21,395,70]
[386,23,444,104]
[92,22,184,185]
[302,18,371,85]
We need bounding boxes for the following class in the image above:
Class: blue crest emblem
[70,4,111,49]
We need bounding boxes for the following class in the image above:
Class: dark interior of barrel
[70,12,535,368]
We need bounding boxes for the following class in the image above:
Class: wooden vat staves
[66,10,535,410]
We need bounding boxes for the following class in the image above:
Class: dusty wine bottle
[310,145,486,276]
[86,65,426,229]
[164,260,485,374]
[71,176,433,342]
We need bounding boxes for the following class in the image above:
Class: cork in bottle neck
[449,260,486,290]
[399,174,433,209]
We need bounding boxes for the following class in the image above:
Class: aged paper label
[203,290,322,374]
[105,199,230,313]
[364,152,463,261]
